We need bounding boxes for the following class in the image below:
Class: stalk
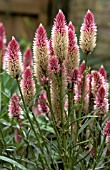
[16,79,51,170]
[78,53,88,119]
[59,64,63,125]
[46,83,67,167]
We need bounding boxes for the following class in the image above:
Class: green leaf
[78,117,96,135]
[0,156,28,170]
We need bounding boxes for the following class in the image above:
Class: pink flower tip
[0,22,6,44]
[103,120,110,136]
[68,21,75,32]
[68,69,79,84]
[38,93,49,114]
[22,68,33,87]
[97,86,106,100]
[48,56,60,74]
[7,37,20,59]
[9,93,21,118]
[14,129,22,143]
[99,65,107,81]
[84,10,95,28]
[68,29,77,52]
[34,24,47,46]
[23,46,33,69]
[54,10,66,33]
[49,38,54,56]
[41,76,49,85]
[79,61,85,74]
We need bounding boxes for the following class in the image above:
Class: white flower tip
[87,9,91,13]
[69,21,72,24]
[59,9,62,13]
[12,36,15,40]
[39,23,43,27]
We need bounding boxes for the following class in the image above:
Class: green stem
[46,83,66,166]
[79,53,88,119]
[59,64,63,125]
[31,111,53,163]
[0,124,6,149]
[17,79,51,170]
[46,84,62,151]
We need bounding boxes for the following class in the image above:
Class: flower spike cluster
[80,10,97,54]
[6,10,109,132]
[6,36,22,79]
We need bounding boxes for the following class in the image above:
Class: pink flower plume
[48,56,60,74]
[21,68,35,107]
[103,120,110,136]
[38,92,49,114]
[94,86,108,114]
[6,36,22,78]
[23,47,33,69]
[53,9,66,34]
[99,65,107,82]
[49,38,54,57]
[9,93,21,118]
[68,69,79,84]
[80,10,97,54]
[34,24,47,47]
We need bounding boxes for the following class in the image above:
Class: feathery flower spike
[23,47,33,70]
[38,92,49,114]
[94,86,109,114]
[99,65,107,81]
[99,65,109,95]
[49,38,55,57]
[48,56,60,74]
[6,36,22,79]
[0,22,6,69]
[80,10,97,54]
[91,71,103,97]
[103,120,110,136]
[33,24,49,85]
[9,93,22,119]
[21,67,35,107]
[68,69,79,84]
[65,21,80,76]
[103,120,110,151]
[52,10,68,63]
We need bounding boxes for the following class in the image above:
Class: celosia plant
[1,9,110,170]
